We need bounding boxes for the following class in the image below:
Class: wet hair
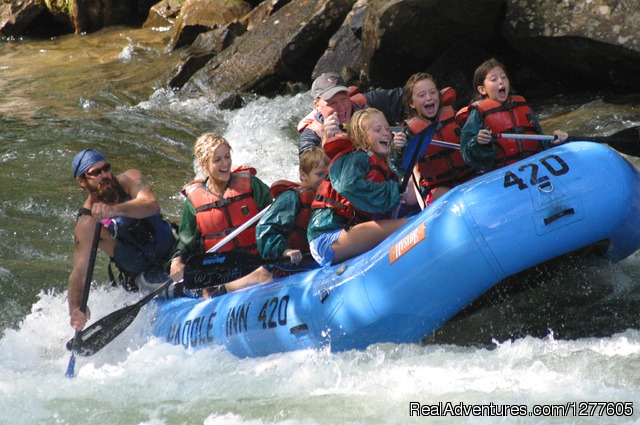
[194,132,232,167]
[402,72,440,119]
[299,146,329,174]
[348,108,386,152]
[472,58,510,101]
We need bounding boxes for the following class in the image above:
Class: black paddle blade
[183,252,255,289]
[65,279,173,357]
[599,126,640,157]
[66,303,142,356]
[571,126,640,157]
[183,252,300,289]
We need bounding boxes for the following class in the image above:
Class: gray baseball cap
[311,72,349,100]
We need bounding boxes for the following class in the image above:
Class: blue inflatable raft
[151,142,640,357]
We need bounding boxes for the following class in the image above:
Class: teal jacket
[173,175,272,260]
[256,189,303,258]
[307,150,400,242]
[460,107,549,172]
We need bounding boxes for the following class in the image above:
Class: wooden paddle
[494,126,640,156]
[64,204,271,357]
[65,222,101,377]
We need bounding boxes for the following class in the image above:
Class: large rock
[143,0,184,30]
[0,0,45,36]
[360,0,506,89]
[0,0,157,36]
[167,21,247,89]
[308,0,506,103]
[67,0,158,34]
[167,0,253,50]
[166,0,292,89]
[180,0,357,104]
[502,0,640,90]
[311,0,367,84]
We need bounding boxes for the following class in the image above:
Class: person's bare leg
[430,186,450,203]
[203,265,273,297]
[225,265,273,292]
[331,219,407,264]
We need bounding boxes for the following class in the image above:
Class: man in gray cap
[297,72,404,156]
[68,149,176,331]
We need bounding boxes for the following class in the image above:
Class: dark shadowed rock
[72,0,158,34]
[0,0,45,36]
[180,0,357,105]
[502,0,640,90]
[360,0,506,89]
[311,0,367,84]
[0,0,157,36]
[244,0,293,31]
[167,21,247,89]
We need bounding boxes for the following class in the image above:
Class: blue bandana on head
[72,148,107,178]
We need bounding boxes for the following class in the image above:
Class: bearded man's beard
[88,176,123,204]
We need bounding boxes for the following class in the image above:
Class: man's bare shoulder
[117,168,144,183]
[117,168,148,192]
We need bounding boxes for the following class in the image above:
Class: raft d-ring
[538,181,554,193]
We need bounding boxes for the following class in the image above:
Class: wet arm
[111,169,160,218]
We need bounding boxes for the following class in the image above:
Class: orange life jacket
[311,135,394,226]
[404,87,477,187]
[183,167,260,254]
[296,86,368,136]
[269,180,315,253]
[474,95,541,165]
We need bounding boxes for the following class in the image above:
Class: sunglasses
[85,163,111,177]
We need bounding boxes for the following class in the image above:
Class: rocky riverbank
[3,0,639,109]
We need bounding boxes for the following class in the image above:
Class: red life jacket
[455,105,472,128]
[473,95,541,165]
[296,86,368,137]
[404,87,476,187]
[311,135,394,226]
[183,167,260,254]
[269,180,315,253]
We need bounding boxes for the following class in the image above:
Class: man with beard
[68,149,176,331]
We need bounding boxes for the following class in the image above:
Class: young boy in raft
[256,146,329,268]
[458,58,569,172]
[307,108,418,267]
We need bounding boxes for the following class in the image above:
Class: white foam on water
[2,287,639,425]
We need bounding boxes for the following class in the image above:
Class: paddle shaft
[389,126,457,151]
[494,133,556,141]
[496,127,640,145]
[206,206,269,253]
[393,125,640,156]
[392,121,438,219]
[431,139,460,149]
[65,221,101,377]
